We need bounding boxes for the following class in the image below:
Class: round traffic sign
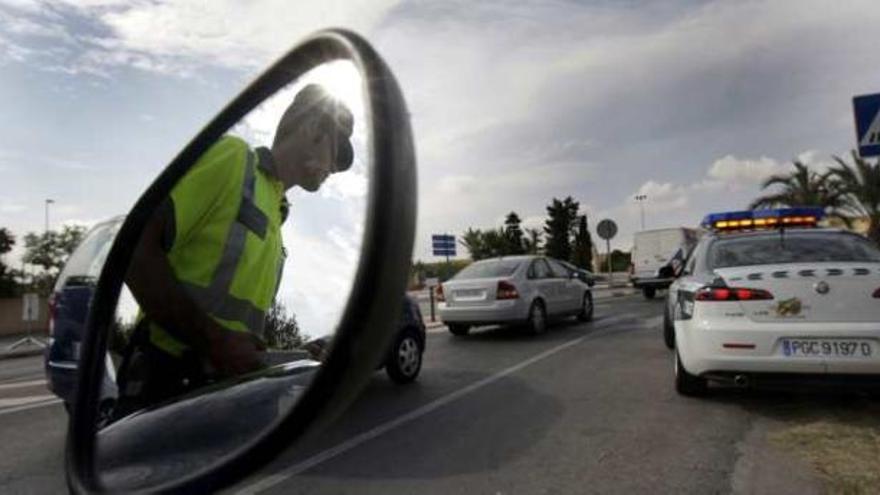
[597,219,617,240]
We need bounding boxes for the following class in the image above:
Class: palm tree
[828,151,880,245]
[749,160,850,225]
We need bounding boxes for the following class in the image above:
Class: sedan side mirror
[67,29,415,495]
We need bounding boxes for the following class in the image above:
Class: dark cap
[291,84,355,172]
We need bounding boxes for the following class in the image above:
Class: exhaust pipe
[733,374,749,388]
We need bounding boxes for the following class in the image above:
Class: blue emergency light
[701,207,825,231]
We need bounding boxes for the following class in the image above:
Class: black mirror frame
[67,28,416,494]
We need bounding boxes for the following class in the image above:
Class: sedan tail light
[436,284,445,303]
[873,288,880,298]
[497,280,519,300]
[695,287,774,301]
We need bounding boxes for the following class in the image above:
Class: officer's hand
[206,330,265,377]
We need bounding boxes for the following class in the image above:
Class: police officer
[120,84,354,408]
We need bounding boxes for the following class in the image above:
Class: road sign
[432,234,456,257]
[597,219,618,240]
[425,277,440,288]
[853,93,880,158]
[22,293,39,322]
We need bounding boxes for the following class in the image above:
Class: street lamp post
[634,194,647,230]
[45,198,54,235]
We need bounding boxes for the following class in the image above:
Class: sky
[1,0,880,331]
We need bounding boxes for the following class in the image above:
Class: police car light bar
[701,207,825,231]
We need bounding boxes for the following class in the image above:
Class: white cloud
[633,180,688,212]
[707,155,784,185]
[438,175,477,195]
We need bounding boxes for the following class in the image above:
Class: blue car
[45,216,426,413]
[44,216,124,413]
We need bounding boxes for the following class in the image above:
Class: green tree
[22,225,87,295]
[461,228,488,261]
[749,160,850,224]
[523,228,542,255]
[572,215,594,270]
[829,151,880,245]
[263,301,308,350]
[543,196,579,261]
[0,228,17,297]
[503,212,526,255]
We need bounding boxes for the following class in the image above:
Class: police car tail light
[496,280,519,300]
[436,284,446,303]
[695,287,774,301]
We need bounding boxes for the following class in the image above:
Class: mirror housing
[68,28,415,494]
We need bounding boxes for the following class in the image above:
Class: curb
[0,347,44,361]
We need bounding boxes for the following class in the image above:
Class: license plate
[781,339,873,358]
[455,289,484,298]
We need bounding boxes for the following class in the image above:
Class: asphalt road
[0,295,846,494]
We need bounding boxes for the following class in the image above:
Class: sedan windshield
[709,231,880,269]
[453,259,521,279]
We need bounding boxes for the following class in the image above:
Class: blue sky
[1,0,879,269]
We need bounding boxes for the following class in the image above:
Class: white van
[630,227,700,299]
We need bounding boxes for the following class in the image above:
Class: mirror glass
[91,60,368,491]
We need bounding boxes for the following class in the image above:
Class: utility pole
[634,194,647,230]
[45,198,54,235]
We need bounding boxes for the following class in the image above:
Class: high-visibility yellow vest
[149,136,286,357]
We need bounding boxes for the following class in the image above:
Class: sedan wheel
[528,300,547,335]
[577,292,593,322]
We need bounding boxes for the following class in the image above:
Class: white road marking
[0,398,62,416]
[0,394,57,408]
[0,378,47,390]
[236,331,606,494]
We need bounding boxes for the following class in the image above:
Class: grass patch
[770,419,880,494]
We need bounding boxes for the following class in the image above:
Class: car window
[528,259,551,279]
[546,259,570,278]
[54,219,123,290]
[682,252,697,276]
[708,232,880,269]
[453,259,521,279]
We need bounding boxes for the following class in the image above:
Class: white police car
[664,207,880,396]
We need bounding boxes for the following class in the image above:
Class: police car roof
[706,227,847,241]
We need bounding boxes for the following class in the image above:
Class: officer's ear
[68,29,414,495]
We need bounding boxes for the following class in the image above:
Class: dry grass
[770,418,880,494]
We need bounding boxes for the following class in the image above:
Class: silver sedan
[437,255,593,336]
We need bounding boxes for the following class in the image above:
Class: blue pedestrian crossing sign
[853,93,880,158]
[432,234,456,257]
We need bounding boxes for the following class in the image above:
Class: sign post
[853,93,880,158]
[425,277,440,322]
[8,293,46,351]
[596,219,618,286]
[432,234,456,263]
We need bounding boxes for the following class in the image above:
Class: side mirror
[658,265,675,279]
[67,29,415,494]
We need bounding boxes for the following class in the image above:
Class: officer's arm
[125,206,226,356]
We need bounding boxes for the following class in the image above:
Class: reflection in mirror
[94,61,368,491]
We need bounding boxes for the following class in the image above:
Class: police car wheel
[663,306,675,350]
[577,292,593,322]
[643,287,656,299]
[448,324,470,336]
[386,328,422,384]
[675,351,707,396]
